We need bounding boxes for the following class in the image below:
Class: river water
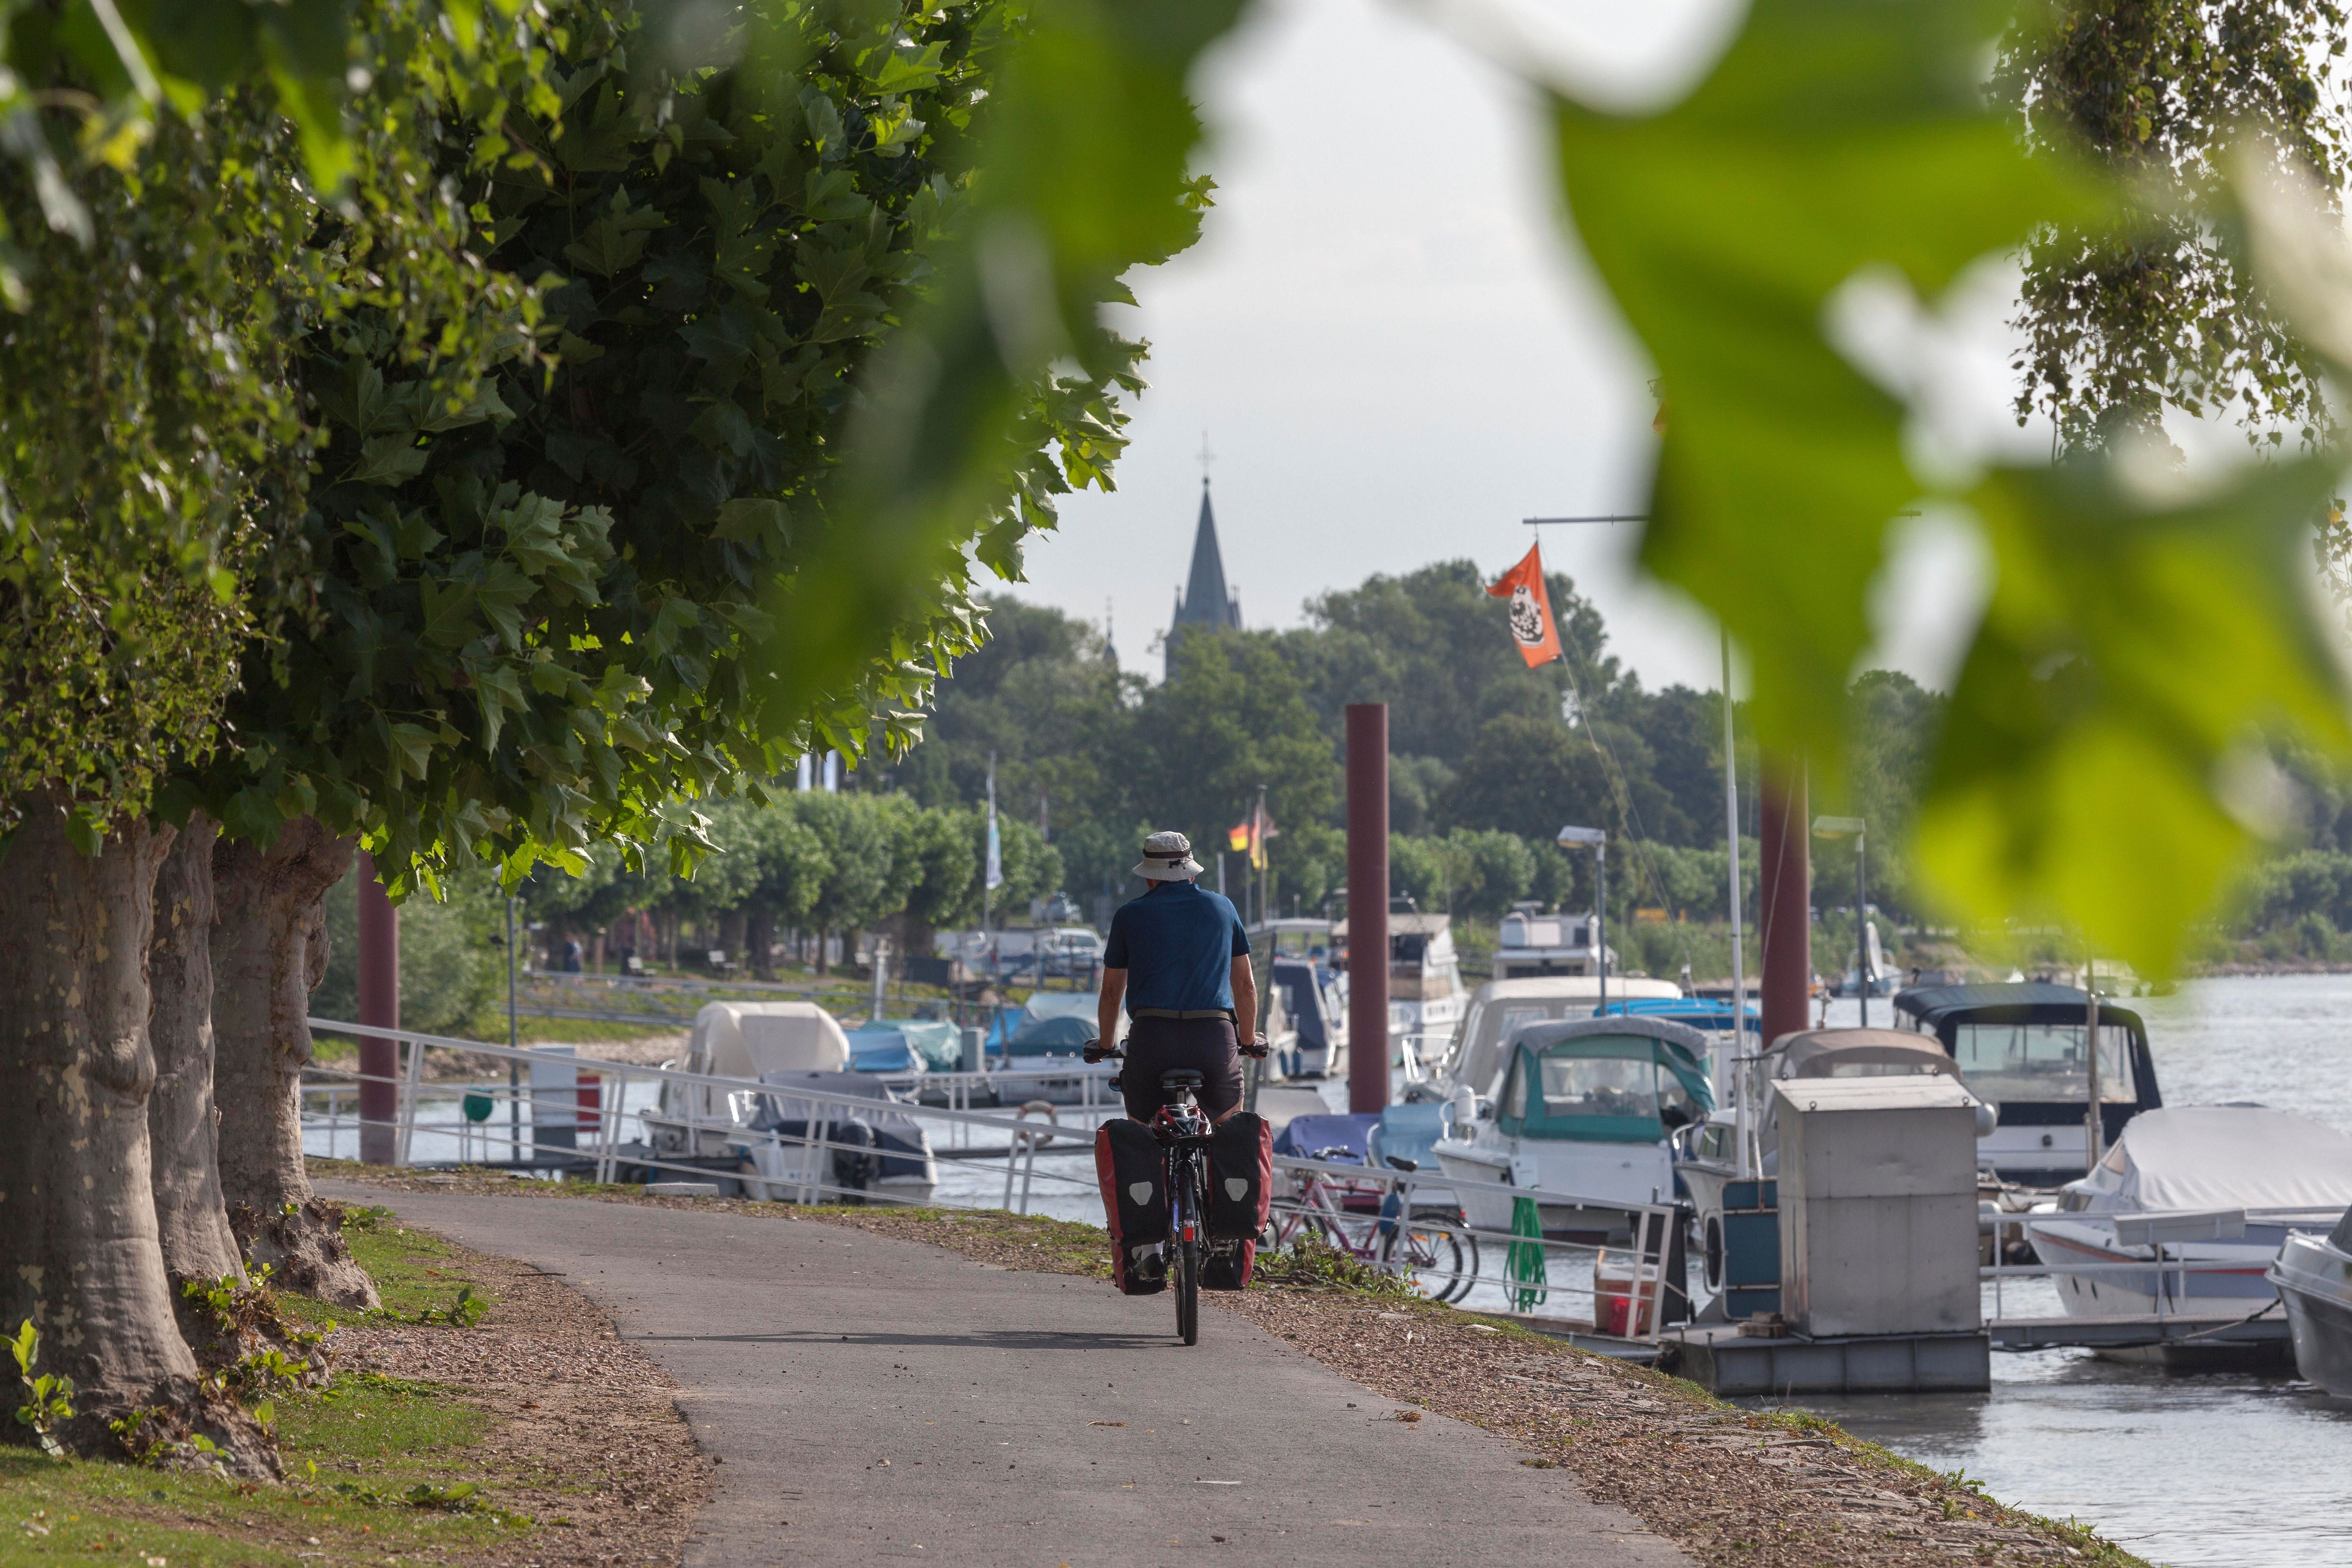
[1784,976,2352,1568]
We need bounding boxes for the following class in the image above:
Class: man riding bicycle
[1087,831,1273,1323]
[1092,830,1266,1121]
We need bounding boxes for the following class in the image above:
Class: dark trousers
[1121,1015,1243,1121]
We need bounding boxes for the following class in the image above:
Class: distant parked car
[1037,927,1104,977]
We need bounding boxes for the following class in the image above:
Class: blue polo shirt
[1103,881,1249,1012]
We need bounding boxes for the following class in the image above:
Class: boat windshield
[1534,1056,1662,1120]
[1950,1022,2137,1105]
[1447,1001,1579,1097]
[1819,1061,1945,1078]
[1501,1042,1699,1143]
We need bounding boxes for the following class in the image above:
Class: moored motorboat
[991,993,1116,1104]
[1424,974,1684,1112]
[1268,956,1347,1080]
[1891,981,2162,1184]
[2271,1217,2352,1394]
[645,1002,853,1159]
[1433,1016,1712,1244]
[2027,1106,2352,1339]
[742,1070,940,1205]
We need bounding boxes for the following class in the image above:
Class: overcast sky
[993,0,2037,697]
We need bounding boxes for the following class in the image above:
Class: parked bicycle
[1273,1147,1481,1304]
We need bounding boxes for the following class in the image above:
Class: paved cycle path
[320,1186,1692,1568]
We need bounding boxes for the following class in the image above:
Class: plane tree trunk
[0,799,273,1472]
[212,817,378,1308]
[148,812,245,1292]
[747,909,775,980]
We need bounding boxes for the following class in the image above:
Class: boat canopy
[1272,1112,1379,1164]
[1599,996,1760,1036]
[1004,1013,1096,1058]
[1498,1018,1715,1145]
[988,990,1104,1053]
[1765,1027,1962,1081]
[2073,1106,2352,1214]
[687,1002,850,1079]
[1439,975,1686,1099]
[1890,981,2157,1119]
[849,1019,961,1071]
[1893,982,2146,1041]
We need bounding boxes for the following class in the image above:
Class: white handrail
[307,1014,1692,1331]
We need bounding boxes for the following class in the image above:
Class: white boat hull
[1434,1132,1672,1244]
[2273,1233,2352,1394]
[2028,1218,2287,1315]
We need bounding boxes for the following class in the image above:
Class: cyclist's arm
[1231,955,1256,1046]
[1097,967,1126,1048]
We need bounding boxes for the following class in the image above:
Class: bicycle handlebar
[1084,1035,1270,1062]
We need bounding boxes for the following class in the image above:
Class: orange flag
[1486,542,1562,668]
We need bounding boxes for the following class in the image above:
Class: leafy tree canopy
[2,0,551,844]
[1999,0,2350,452]
[186,0,1184,894]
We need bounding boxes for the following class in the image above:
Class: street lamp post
[1812,815,1868,1027]
[1557,826,1608,1016]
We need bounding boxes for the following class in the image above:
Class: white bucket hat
[1132,829,1205,881]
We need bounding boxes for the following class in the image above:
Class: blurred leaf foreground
[844,0,2352,976]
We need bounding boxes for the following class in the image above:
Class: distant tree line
[877,563,1945,927]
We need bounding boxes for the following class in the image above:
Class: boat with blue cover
[845,1019,961,1074]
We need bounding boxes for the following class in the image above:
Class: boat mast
[1722,629,1751,1177]
[2086,952,2103,1170]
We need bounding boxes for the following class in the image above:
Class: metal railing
[304,1016,1681,1337]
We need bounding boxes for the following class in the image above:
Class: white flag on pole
[985,757,1004,891]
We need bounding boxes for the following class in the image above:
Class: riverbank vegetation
[395,564,2352,992]
[0,1202,701,1567]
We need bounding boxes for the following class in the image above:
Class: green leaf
[1917,459,2352,974]
[1547,0,2101,776]
[474,662,529,753]
[562,197,668,279]
[418,577,481,650]
[386,723,437,781]
[353,435,431,488]
[714,498,792,546]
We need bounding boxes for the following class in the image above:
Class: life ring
[1013,1099,1060,1148]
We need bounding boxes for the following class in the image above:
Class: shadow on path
[631,1328,1175,1350]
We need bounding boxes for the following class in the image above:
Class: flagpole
[1722,627,1753,1177]
[1255,784,1269,930]
[984,752,1000,987]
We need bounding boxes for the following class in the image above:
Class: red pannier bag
[1201,1113,1272,1290]
[1095,1119,1168,1296]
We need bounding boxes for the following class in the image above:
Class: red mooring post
[1756,766,1811,1049]
[1346,704,1390,1115]
[356,852,400,1165]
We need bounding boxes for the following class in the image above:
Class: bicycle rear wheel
[1176,1237,1200,1345]
[1397,1223,1463,1301]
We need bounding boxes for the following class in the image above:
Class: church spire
[1167,434,1239,677]
[1168,478,1240,674]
